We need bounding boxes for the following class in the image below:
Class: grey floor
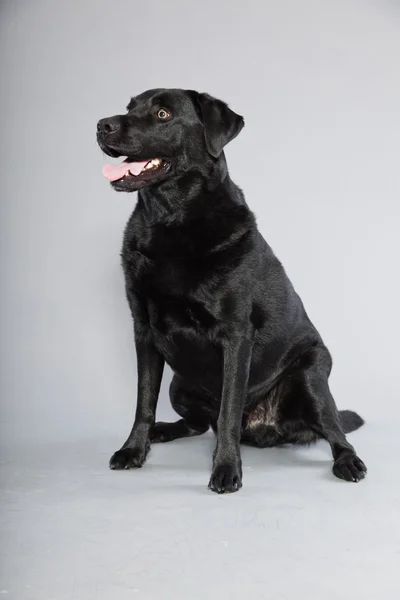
[1,422,399,600]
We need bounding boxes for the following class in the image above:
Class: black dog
[97,88,367,493]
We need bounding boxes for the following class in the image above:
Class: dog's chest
[123,248,217,334]
[124,247,198,295]
[123,247,222,382]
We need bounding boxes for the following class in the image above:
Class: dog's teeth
[141,159,161,172]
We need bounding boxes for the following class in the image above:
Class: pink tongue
[102,160,149,181]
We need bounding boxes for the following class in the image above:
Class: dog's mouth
[102,157,171,185]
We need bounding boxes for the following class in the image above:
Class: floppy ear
[195,93,244,158]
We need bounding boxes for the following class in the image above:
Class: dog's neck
[136,153,242,223]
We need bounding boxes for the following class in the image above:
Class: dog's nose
[97,118,120,136]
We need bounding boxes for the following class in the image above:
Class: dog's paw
[208,463,243,494]
[333,454,367,482]
[109,446,149,470]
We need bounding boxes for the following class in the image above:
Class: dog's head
[97,88,244,192]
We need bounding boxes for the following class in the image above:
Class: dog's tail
[339,410,365,434]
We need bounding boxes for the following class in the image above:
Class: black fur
[97,88,367,493]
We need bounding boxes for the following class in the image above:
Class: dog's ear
[194,93,244,158]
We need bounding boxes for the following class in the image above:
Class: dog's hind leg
[298,346,367,482]
[242,347,367,484]
[151,376,218,443]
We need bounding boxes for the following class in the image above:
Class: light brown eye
[157,108,170,120]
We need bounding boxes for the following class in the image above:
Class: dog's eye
[157,108,170,120]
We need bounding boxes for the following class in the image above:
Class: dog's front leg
[109,329,165,471]
[208,337,251,494]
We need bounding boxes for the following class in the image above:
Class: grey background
[1,1,399,599]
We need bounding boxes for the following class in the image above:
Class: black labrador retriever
[97,88,367,493]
